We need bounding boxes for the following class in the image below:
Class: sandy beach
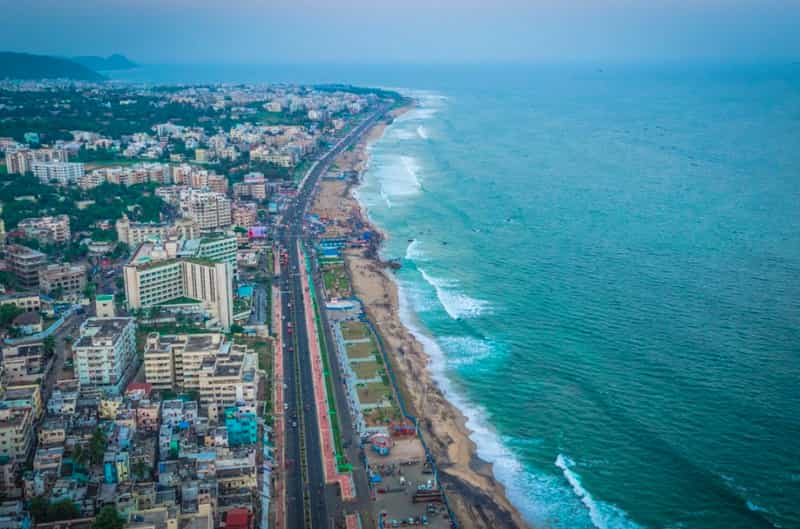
[312,104,529,529]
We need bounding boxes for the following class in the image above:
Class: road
[275,106,389,529]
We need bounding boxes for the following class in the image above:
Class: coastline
[314,103,530,529]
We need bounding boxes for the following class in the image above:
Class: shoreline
[314,102,530,529]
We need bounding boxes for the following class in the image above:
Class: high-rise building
[4,148,68,175]
[31,161,84,185]
[179,190,232,232]
[123,240,235,330]
[73,318,137,396]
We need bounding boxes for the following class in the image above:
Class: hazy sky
[2,0,799,64]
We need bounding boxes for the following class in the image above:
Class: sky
[1,0,799,64]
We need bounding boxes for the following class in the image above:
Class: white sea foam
[354,86,649,529]
[394,282,595,528]
[417,125,429,140]
[375,154,422,201]
[405,239,425,261]
[392,128,415,140]
[555,454,647,529]
[438,335,495,367]
[418,268,490,319]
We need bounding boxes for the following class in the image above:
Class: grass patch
[351,360,382,381]
[345,339,378,359]
[322,264,351,299]
[357,381,393,406]
[340,321,370,341]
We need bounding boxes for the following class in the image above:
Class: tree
[91,506,125,529]
[0,304,23,327]
[47,499,80,522]
[88,427,107,465]
[28,497,80,523]
[29,496,48,522]
[72,444,87,467]
[43,335,56,358]
[50,285,65,300]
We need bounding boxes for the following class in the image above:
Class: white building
[179,189,232,232]
[73,318,137,396]
[31,161,85,185]
[123,240,235,330]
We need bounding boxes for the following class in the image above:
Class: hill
[73,54,137,71]
[0,51,104,81]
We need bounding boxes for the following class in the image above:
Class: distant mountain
[0,51,105,81]
[73,54,137,71]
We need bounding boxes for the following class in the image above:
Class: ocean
[115,64,800,529]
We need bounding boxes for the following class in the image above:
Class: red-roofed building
[225,508,252,529]
[125,382,153,400]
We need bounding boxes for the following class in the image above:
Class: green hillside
[0,51,104,81]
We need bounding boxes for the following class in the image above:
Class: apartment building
[17,215,71,244]
[231,202,258,228]
[31,161,85,185]
[143,333,259,416]
[143,332,225,390]
[198,344,259,417]
[0,407,33,463]
[115,215,199,246]
[4,244,46,288]
[179,190,232,232]
[38,263,87,300]
[4,147,68,175]
[0,294,41,312]
[73,317,137,396]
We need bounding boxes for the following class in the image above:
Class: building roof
[12,311,41,326]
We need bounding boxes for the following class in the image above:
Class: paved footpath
[297,241,355,500]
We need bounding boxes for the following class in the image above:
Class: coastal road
[276,105,390,529]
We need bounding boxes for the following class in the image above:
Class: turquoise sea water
[117,65,800,529]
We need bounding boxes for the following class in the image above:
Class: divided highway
[275,106,389,529]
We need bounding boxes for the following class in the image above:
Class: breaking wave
[418,268,490,319]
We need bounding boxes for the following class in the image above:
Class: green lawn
[340,321,370,341]
[0,162,7,175]
[357,381,393,405]
[322,264,351,299]
[351,360,382,381]
[345,339,378,359]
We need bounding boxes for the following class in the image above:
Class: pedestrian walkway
[298,241,355,501]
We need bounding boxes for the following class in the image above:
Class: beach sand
[311,105,530,529]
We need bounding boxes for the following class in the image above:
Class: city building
[16,215,71,244]
[115,215,199,247]
[0,408,33,463]
[143,332,259,417]
[4,147,68,175]
[231,202,258,228]
[123,241,234,330]
[179,190,232,232]
[4,244,46,288]
[95,294,116,318]
[31,161,85,185]
[38,263,87,299]
[73,318,137,396]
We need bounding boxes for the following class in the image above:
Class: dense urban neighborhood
[0,79,461,529]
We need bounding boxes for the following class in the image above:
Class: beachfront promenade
[297,241,355,498]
